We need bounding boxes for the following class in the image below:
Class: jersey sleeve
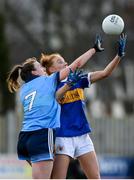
[56,81,65,91]
[79,73,91,89]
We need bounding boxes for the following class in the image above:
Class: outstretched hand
[93,34,104,52]
[118,33,127,58]
[66,68,87,86]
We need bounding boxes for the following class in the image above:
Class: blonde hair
[7,57,37,93]
[40,53,62,75]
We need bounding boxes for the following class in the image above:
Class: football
[102,14,124,35]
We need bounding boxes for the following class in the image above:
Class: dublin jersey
[20,73,61,131]
[56,74,92,137]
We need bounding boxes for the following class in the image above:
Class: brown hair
[40,53,61,75]
[7,57,37,93]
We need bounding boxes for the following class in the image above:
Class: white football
[102,14,124,35]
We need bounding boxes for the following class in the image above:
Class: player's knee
[87,170,100,179]
[92,171,101,179]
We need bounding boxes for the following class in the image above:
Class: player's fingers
[124,34,127,40]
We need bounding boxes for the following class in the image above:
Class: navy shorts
[17,128,55,163]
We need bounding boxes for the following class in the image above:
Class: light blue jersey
[19,73,61,131]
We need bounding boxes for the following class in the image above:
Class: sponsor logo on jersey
[59,88,84,104]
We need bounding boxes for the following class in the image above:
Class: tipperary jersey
[19,73,61,131]
[56,74,92,137]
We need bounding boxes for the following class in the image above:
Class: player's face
[51,55,68,72]
[32,61,46,76]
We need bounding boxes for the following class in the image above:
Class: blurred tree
[0,14,15,113]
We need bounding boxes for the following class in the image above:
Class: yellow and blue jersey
[56,76,92,137]
[20,73,61,131]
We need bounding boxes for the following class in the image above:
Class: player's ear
[48,66,56,73]
[31,70,38,75]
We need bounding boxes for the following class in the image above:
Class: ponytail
[40,52,61,75]
[7,65,23,93]
[40,53,54,68]
[7,57,36,93]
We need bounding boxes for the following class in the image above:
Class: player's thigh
[32,160,53,179]
[51,154,71,179]
[78,151,100,179]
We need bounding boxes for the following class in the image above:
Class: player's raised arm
[59,35,104,80]
[90,33,127,83]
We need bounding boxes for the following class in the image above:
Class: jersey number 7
[25,91,37,111]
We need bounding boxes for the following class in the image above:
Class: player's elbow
[56,95,60,101]
[77,61,83,68]
[56,93,63,102]
[102,71,111,78]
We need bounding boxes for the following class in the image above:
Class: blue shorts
[17,128,55,163]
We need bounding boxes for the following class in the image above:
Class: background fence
[91,117,134,157]
[0,111,134,157]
